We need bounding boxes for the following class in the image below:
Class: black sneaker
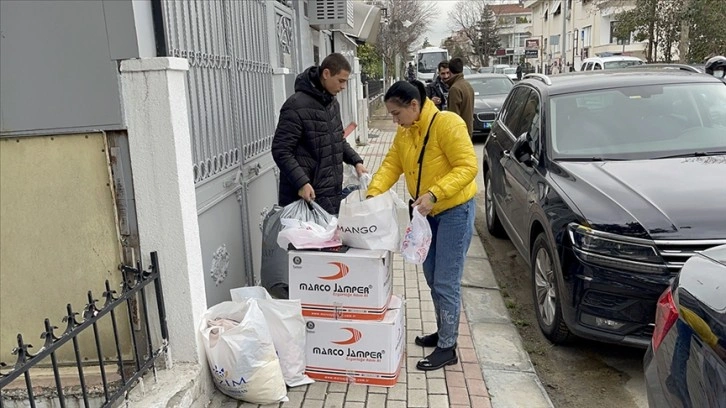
[414,332,439,347]
[416,346,458,371]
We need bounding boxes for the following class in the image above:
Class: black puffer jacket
[271,66,363,215]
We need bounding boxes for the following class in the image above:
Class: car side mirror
[512,133,533,165]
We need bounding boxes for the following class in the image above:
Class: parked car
[503,67,518,81]
[482,70,726,347]
[493,64,511,74]
[467,73,514,140]
[644,244,726,407]
[580,56,644,71]
[478,66,495,74]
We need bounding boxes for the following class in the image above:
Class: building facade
[491,3,533,66]
[525,0,647,72]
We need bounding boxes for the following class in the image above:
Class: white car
[503,67,518,81]
[580,56,644,71]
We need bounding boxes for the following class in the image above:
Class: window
[501,88,533,138]
[516,16,529,24]
[499,16,515,26]
[582,26,592,48]
[550,83,726,159]
[593,63,602,70]
[514,33,529,48]
[550,35,560,54]
[610,21,631,45]
[502,87,531,139]
[518,92,541,154]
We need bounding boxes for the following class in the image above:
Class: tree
[357,43,382,79]
[448,0,500,67]
[685,0,726,62]
[612,0,726,63]
[375,0,438,80]
[422,37,432,48]
[475,4,501,65]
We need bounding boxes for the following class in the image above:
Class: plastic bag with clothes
[229,286,314,388]
[276,200,341,250]
[400,206,433,264]
[200,300,288,404]
[261,200,340,297]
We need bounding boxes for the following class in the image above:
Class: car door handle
[503,150,511,158]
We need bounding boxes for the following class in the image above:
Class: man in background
[445,57,475,137]
[426,61,450,110]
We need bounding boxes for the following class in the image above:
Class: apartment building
[490,3,533,66]
[524,0,647,71]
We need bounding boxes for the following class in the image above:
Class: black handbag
[409,112,438,220]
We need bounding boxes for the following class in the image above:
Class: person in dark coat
[272,53,367,215]
[426,61,450,110]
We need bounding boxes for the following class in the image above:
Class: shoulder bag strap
[414,112,438,199]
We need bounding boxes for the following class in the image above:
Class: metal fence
[0,252,168,408]
[365,80,384,99]
[159,0,276,184]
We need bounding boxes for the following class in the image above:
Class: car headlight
[568,224,667,274]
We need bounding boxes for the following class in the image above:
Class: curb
[460,194,555,408]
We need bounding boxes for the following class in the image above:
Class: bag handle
[415,112,438,199]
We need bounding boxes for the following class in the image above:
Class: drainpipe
[150,0,168,57]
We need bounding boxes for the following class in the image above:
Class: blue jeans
[422,199,475,349]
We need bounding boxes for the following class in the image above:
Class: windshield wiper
[556,157,628,162]
[652,151,726,159]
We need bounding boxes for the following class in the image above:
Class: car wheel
[531,233,572,344]
[484,172,507,238]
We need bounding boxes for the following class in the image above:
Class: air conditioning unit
[309,0,354,29]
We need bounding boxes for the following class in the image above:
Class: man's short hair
[449,58,464,74]
[320,53,352,76]
[438,61,450,71]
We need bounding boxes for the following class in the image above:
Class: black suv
[482,71,726,347]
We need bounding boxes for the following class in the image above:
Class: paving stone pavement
[208,126,492,408]
[208,118,553,408]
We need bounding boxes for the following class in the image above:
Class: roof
[521,71,723,96]
[489,3,531,15]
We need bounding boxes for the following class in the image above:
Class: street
[471,142,648,408]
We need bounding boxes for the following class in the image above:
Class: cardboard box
[304,296,405,387]
[289,248,392,320]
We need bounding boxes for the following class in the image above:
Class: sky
[422,0,458,48]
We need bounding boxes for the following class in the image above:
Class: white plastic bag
[338,177,406,251]
[276,200,341,249]
[277,217,341,249]
[200,300,288,403]
[400,206,433,264]
[229,287,314,388]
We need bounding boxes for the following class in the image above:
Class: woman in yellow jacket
[367,80,478,371]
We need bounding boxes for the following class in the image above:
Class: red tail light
[651,289,679,352]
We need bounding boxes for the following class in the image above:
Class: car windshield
[417,52,447,73]
[603,60,644,69]
[504,68,516,75]
[550,83,726,160]
[469,78,513,96]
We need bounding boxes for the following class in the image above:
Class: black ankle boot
[414,332,439,347]
[416,346,458,371]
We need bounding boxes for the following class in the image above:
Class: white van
[580,56,644,71]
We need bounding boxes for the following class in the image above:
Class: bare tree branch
[375,0,438,79]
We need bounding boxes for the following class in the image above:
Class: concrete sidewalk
[208,124,553,408]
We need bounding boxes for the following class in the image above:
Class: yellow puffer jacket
[367,99,478,216]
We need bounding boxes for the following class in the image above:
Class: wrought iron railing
[0,252,168,408]
[365,80,384,99]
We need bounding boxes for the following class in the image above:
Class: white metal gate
[160,0,297,306]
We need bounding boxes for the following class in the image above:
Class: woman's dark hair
[384,80,427,108]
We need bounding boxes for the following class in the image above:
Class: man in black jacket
[272,53,367,215]
[426,61,450,110]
